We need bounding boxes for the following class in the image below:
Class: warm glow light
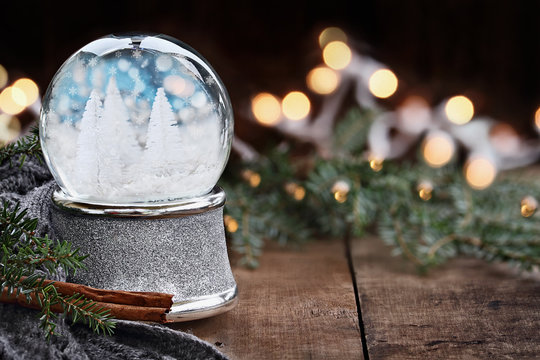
[368,154,384,172]
[521,196,538,218]
[423,132,455,168]
[241,169,261,188]
[398,96,431,134]
[294,186,306,201]
[535,107,540,130]
[0,114,21,144]
[251,92,282,126]
[318,27,347,48]
[223,215,239,233]
[464,157,497,190]
[0,87,26,115]
[0,65,7,89]
[322,41,352,70]
[306,66,340,95]
[445,95,474,125]
[13,78,39,106]
[417,181,433,201]
[368,69,398,98]
[285,182,306,201]
[282,91,310,121]
[331,180,350,203]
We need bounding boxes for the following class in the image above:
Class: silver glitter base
[50,186,237,321]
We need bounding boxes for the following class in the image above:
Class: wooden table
[170,236,540,359]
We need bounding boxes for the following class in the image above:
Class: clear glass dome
[40,33,233,205]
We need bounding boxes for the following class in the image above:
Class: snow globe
[41,33,237,321]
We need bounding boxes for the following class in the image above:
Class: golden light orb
[422,132,455,168]
[0,114,21,144]
[306,66,340,95]
[251,92,282,126]
[0,64,7,89]
[521,196,538,218]
[445,95,474,125]
[535,107,540,130]
[282,91,311,121]
[12,78,39,106]
[368,69,398,99]
[318,27,347,48]
[241,169,261,188]
[417,181,433,201]
[322,41,352,70]
[224,215,239,233]
[0,87,26,115]
[369,155,384,172]
[464,157,497,190]
[285,182,306,201]
[331,180,350,203]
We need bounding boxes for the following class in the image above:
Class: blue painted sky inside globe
[48,48,209,124]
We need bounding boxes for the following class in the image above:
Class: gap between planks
[170,240,364,359]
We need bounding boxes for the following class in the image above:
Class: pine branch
[0,127,42,167]
[0,200,116,338]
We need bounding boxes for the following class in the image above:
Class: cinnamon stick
[34,278,174,309]
[1,287,170,323]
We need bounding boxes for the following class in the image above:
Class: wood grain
[170,240,364,359]
[352,235,540,360]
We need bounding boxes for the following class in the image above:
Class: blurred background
[1,0,539,155]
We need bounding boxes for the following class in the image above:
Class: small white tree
[145,87,183,175]
[75,90,102,193]
[98,77,140,188]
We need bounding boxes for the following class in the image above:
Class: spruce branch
[0,126,42,167]
[0,201,116,339]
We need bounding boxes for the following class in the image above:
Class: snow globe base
[50,186,238,322]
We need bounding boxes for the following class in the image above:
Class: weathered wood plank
[169,240,364,359]
[352,235,540,359]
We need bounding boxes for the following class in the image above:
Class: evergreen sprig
[0,126,42,167]
[0,202,116,339]
[221,107,540,271]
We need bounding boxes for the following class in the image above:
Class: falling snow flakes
[108,67,118,76]
[88,57,99,67]
[132,49,142,59]
[68,86,78,96]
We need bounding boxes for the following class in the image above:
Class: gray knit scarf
[0,158,227,360]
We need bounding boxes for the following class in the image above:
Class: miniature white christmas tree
[75,90,102,191]
[98,77,140,188]
[145,87,183,175]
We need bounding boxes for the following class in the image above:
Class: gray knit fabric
[0,157,227,360]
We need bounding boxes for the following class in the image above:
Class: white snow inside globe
[40,33,233,205]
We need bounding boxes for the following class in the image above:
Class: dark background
[2,0,539,140]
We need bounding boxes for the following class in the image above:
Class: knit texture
[0,158,227,360]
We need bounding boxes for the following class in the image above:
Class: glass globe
[40,33,233,205]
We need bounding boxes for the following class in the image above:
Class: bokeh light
[241,169,261,188]
[445,95,474,125]
[0,65,7,89]
[521,196,538,218]
[368,69,398,98]
[223,215,239,233]
[251,92,282,126]
[282,91,310,121]
[0,114,21,144]
[13,78,39,106]
[368,154,384,172]
[535,107,540,130]
[331,180,350,203]
[306,66,340,95]
[422,131,455,168]
[285,182,306,201]
[397,96,431,134]
[322,41,352,70]
[464,157,497,190]
[0,87,26,115]
[417,180,433,201]
[489,123,520,155]
[318,27,347,48]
